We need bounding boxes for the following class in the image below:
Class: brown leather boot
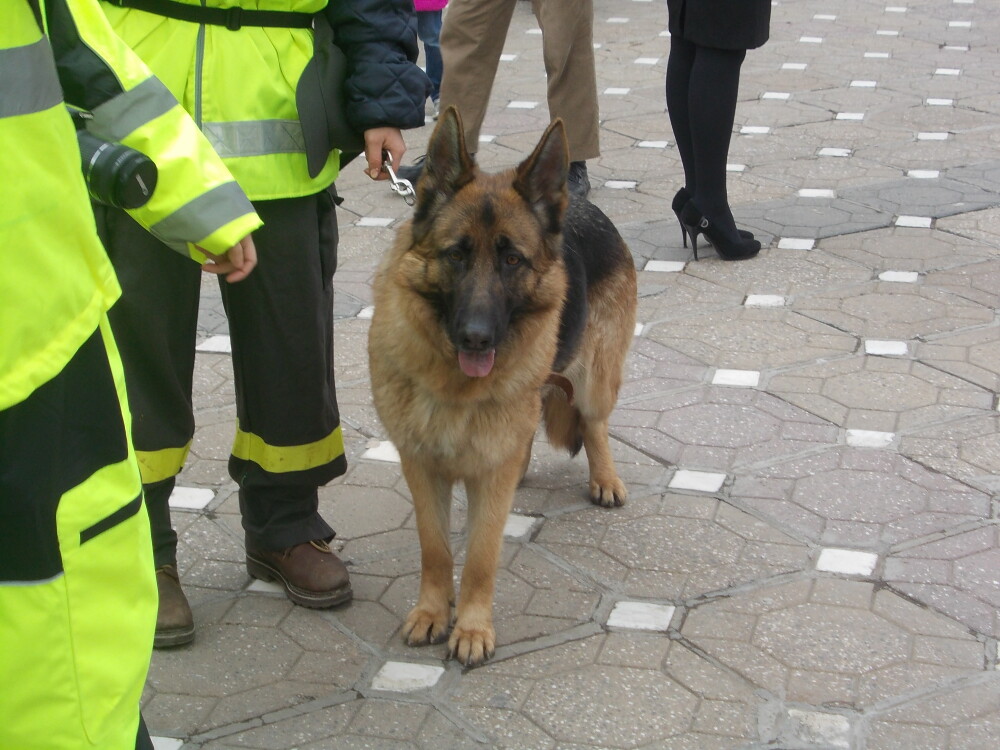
[246,540,352,608]
[154,564,195,648]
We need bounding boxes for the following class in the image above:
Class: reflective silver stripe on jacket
[149,181,255,252]
[89,76,177,140]
[0,38,63,119]
[203,120,307,158]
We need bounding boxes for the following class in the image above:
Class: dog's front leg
[450,464,519,666]
[401,457,455,646]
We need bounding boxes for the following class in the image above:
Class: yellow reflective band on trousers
[0,320,156,750]
[232,425,345,474]
[135,442,193,484]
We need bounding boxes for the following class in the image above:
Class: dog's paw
[589,476,627,508]
[448,621,496,667]
[402,605,451,646]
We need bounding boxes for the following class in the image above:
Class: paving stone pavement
[146,1,1000,747]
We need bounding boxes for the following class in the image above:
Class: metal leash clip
[381,151,416,206]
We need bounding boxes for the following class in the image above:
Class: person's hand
[198,234,258,283]
[363,127,406,181]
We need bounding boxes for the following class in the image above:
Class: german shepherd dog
[368,108,637,665]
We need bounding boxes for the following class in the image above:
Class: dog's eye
[505,254,521,266]
[446,248,463,263]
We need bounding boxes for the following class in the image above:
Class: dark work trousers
[98,188,345,565]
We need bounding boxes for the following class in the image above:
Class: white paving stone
[478,134,497,144]
[638,140,669,148]
[879,271,920,283]
[798,188,836,198]
[865,339,909,356]
[371,662,445,693]
[907,169,940,178]
[926,98,953,106]
[634,57,660,65]
[896,215,933,228]
[762,91,790,100]
[745,294,786,307]
[781,62,807,70]
[195,335,231,354]
[712,369,761,387]
[778,237,815,250]
[499,54,517,62]
[850,80,877,88]
[917,132,949,141]
[816,548,879,576]
[604,87,631,95]
[247,579,284,595]
[864,51,891,58]
[740,125,771,134]
[508,101,538,109]
[726,163,746,172]
[836,112,865,120]
[819,147,852,157]
[669,469,726,493]
[503,514,538,539]
[168,487,214,511]
[786,709,852,749]
[362,440,400,463]
[607,601,675,631]
[644,260,686,273]
[605,180,637,189]
[799,36,823,43]
[357,217,393,227]
[151,738,184,750]
[846,429,896,448]
[357,305,375,319]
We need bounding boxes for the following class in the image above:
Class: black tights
[666,35,746,238]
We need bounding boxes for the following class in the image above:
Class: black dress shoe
[567,161,591,198]
[395,155,426,185]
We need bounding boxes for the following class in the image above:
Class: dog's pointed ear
[513,118,569,235]
[412,106,476,242]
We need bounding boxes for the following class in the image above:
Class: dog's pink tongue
[458,349,495,378]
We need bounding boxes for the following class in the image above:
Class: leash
[381,151,416,206]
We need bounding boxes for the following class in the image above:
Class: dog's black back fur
[553,197,630,372]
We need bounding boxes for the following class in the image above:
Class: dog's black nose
[459,320,494,352]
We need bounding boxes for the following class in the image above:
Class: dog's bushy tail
[543,391,583,457]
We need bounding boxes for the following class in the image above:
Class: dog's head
[405,107,570,379]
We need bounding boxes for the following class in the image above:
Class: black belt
[104,0,314,30]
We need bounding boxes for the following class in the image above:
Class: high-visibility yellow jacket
[0,0,261,414]
[0,2,259,746]
[100,0,430,201]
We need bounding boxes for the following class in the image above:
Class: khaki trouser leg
[533,0,600,161]
[439,0,518,148]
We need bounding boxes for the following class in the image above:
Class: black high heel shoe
[679,201,761,261]
[672,188,694,248]
[672,188,754,249]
